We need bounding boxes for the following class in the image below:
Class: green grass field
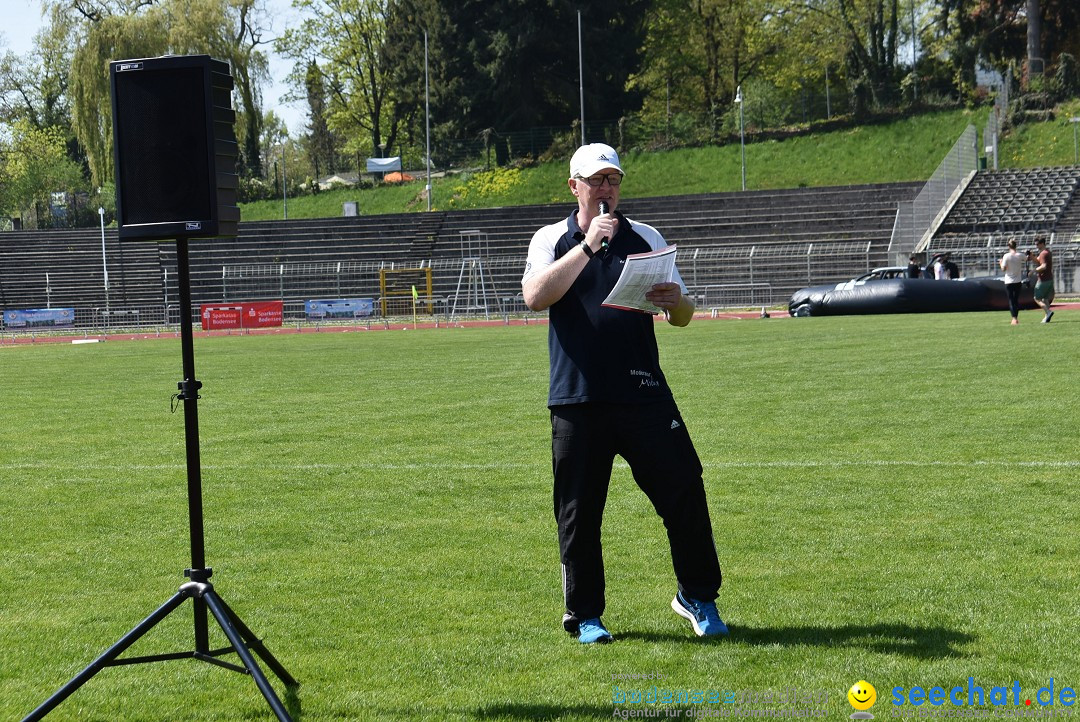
[2,312,1078,721]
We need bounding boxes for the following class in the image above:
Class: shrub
[1054,53,1079,100]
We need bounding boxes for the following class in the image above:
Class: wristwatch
[579,240,594,259]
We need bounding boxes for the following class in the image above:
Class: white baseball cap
[569,143,623,179]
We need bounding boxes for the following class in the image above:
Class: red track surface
[2,304,1076,346]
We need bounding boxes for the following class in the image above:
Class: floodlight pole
[21,237,298,722]
[825,65,831,120]
[425,30,432,212]
[910,0,918,103]
[578,10,585,145]
[99,207,110,324]
[735,86,746,191]
[280,142,288,220]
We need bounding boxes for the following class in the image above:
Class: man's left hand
[645,282,682,311]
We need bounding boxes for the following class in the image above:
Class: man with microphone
[522,143,726,644]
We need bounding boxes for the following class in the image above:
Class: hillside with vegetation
[238,101,1080,221]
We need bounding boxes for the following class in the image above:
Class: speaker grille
[113,66,213,225]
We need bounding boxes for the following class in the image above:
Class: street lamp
[735,85,746,191]
[1071,117,1080,165]
[425,30,432,211]
[279,141,288,220]
[99,206,110,318]
[577,10,585,146]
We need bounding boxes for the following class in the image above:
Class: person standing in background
[944,253,960,279]
[907,254,922,279]
[1029,237,1054,323]
[999,238,1024,325]
[933,254,948,280]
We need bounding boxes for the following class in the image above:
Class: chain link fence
[888,125,979,265]
[2,239,891,337]
[925,239,1080,295]
[8,242,1077,339]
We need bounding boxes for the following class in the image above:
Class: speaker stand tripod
[23,237,298,722]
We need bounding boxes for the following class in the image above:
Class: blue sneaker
[671,592,729,637]
[576,617,613,644]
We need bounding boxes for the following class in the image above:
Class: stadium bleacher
[1,182,921,317]
[938,166,1080,235]
[0,228,161,310]
[922,167,1080,281]
[9,173,1080,322]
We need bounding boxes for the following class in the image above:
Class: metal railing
[7,243,1076,339]
[218,241,880,311]
[2,240,896,338]
[924,240,1079,294]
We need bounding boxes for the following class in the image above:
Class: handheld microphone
[598,201,610,249]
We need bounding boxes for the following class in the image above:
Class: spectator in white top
[999,238,1025,325]
[933,254,948,280]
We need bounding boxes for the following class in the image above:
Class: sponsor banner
[305,298,375,320]
[4,308,76,328]
[366,156,402,172]
[201,302,284,330]
[245,300,283,328]
[201,305,243,330]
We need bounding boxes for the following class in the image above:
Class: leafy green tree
[303,58,338,182]
[382,0,650,162]
[277,0,397,162]
[58,0,271,186]
[924,0,1079,96]
[0,119,86,227]
[0,10,75,130]
[835,0,902,108]
[382,0,449,163]
[634,0,845,142]
[628,0,706,138]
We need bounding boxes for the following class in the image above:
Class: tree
[693,0,787,131]
[57,0,272,185]
[628,0,707,136]
[303,58,338,182]
[382,0,650,159]
[211,0,273,178]
[277,0,397,162]
[837,0,902,107]
[924,0,1079,96]
[0,11,75,131]
[0,119,86,227]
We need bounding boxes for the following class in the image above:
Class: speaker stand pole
[22,237,298,722]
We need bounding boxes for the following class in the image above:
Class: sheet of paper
[601,245,677,314]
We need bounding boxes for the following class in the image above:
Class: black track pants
[551,399,722,625]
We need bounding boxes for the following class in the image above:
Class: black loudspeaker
[110,55,239,240]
